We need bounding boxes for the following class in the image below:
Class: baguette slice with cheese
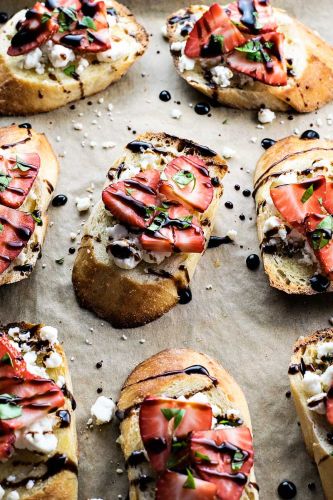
[0,322,78,500]
[0,124,59,286]
[117,348,259,500]
[254,135,333,294]
[0,0,148,115]
[72,132,227,328]
[167,3,333,112]
[289,330,333,500]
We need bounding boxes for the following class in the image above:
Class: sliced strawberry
[50,0,82,8]
[140,205,205,254]
[326,385,333,426]
[0,206,35,276]
[102,170,160,229]
[8,2,59,56]
[0,153,40,210]
[139,396,213,472]
[160,156,213,213]
[156,470,217,500]
[225,0,277,34]
[185,3,245,59]
[270,176,327,226]
[306,214,333,279]
[324,181,333,214]
[0,333,26,378]
[227,32,287,86]
[190,427,254,500]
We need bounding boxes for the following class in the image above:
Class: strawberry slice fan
[102,155,214,254]
[139,396,254,500]
[8,0,110,57]
[184,1,287,87]
[0,334,64,461]
[0,152,40,275]
[270,176,333,280]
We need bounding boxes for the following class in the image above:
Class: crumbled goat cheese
[8,327,20,337]
[26,480,35,490]
[91,396,116,425]
[210,66,233,87]
[40,325,58,345]
[312,159,331,169]
[109,240,142,270]
[23,351,47,378]
[276,171,298,185]
[307,393,327,415]
[56,375,65,388]
[106,224,128,240]
[226,229,237,241]
[22,47,44,74]
[119,164,141,179]
[76,57,89,75]
[47,42,75,68]
[303,371,322,396]
[221,146,235,159]
[178,52,195,72]
[263,216,282,235]
[258,108,276,124]
[7,492,20,500]
[45,351,63,369]
[171,108,182,119]
[170,41,184,52]
[15,415,58,454]
[97,41,128,62]
[142,250,172,264]
[321,365,333,389]
[76,197,91,212]
[317,342,333,359]
[0,486,4,499]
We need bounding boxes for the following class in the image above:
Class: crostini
[72,132,227,328]
[0,0,148,115]
[117,348,258,500]
[0,124,58,286]
[0,322,78,499]
[254,134,333,294]
[167,1,333,112]
[289,330,333,500]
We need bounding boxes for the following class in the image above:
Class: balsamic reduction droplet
[52,194,68,207]
[194,102,211,115]
[96,360,103,369]
[211,177,220,187]
[0,12,9,24]
[18,122,32,130]
[309,274,329,293]
[68,247,75,255]
[277,480,297,499]
[159,90,171,102]
[308,482,316,491]
[246,254,260,271]
[242,189,251,197]
[208,236,232,248]
[234,184,240,191]
[261,138,276,150]
[56,409,71,428]
[239,214,245,221]
[300,129,320,140]
[178,287,192,304]
[225,201,233,209]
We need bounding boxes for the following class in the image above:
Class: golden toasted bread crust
[289,330,333,500]
[72,131,227,328]
[118,349,258,500]
[0,125,59,286]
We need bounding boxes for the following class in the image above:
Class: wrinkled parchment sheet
[0,0,332,498]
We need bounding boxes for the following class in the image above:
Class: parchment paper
[0,0,332,498]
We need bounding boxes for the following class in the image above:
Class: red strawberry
[227,32,287,86]
[225,0,277,33]
[305,214,333,279]
[324,181,333,214]
[0,334,65,461]
[139,396,213,472]
[0,153,40,209]
[102,170,160,229]
[184,3,245,59]
[140,205,205,254]
[0,206,35,276]
[160,156,213,213]
[8,2,59,56]
[326,385,333,426]
[270,176,327,226]
[55,0,82,8]
[156,470,217,500]
[190,427,254,500]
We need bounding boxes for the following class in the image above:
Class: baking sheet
[0,0,332,498]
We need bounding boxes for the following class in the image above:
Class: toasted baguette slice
[117,348,259,500]
[0,124,59,286]
[254,135,333,294]
[72,132,227,328]
[0,1,148,115]
[289,330,333,500]
[0,322,78,500]
[167,5,333,112]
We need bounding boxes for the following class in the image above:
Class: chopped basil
[181,215,193,228]
[301,184,314,203]
[211,34,224,49]
[236,40,272,64]
[194,451,211,463]
[144,205,156,219]
[0,353,13,367]
[64,64,78,78]
[183,468,196,489]
[148,212,167,231]
[31,212,42,225]
[0,174,11,192]
[87,31,95,43]
[318,197,323,206]
[172,170,196,191]
[160,408,186,430]
[41,12,52,23]
[80,16,97,30]
[231,451,246,471]
[222,119,228,124]
[172,439,187,450]
[253,12,262,30]
[0,223,3,233]
[125,187,134,196]
[12,157,32,172]
[0,394,22,420]
[58,6,77,32]
[55,257,65,265]
[310,215,333,250]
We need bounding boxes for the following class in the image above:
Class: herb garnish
[0,353,13,367]
[31,212,42,225]
[161,408,186,430]
[301,184,314,203]
[310,215,333,250]
[231,451,246,471]
[183,468,196,489]
[236,40,273,63]
[0,223,3,233]
[58,6,77,32]
[194,451,211,463]
[63,64,78,78]
[80,16,97,30]
[55,257,65,265]
[172,439,188,451]
[41,12,52,23]
[0,394,22,420]
[0,174,11,192]
[173,170,196,191]
[12,157,32,172]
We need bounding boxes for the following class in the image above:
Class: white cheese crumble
[106,224,128,240]
[96,41,128,62]
[76,57,89,75]
[0,486,4,499]
[321,365,333,390]
[15,415,58,455]
[8,327,20,337]
[91,396,116,425]
[45,351,63,369]
[226,229,237,241]
[46,42,75,68]
[21,47,44,74]
[40,325,58,345]
[210,65,233,87]
[307,393,327,415]
[263,216,282,235]
[23,351,47,378]
[26,480,35,490]
[76,197,91,212]
[171,108,182,119]
[221,146,235,159]
[317,342,333,359]
[258,108,276,124]
[7,492,20,500]
[303,371,322,396]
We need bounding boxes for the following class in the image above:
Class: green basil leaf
[64,64,77,78]
[317,215,333,231]
[183,468,196,489]
[12,157,32,172]
[172,439,187,450]
[0,395,22,420]
[211,33,224,49]
[0,174,11,192]
[301,184,314,203]
[174,409,185,430]
[0,353,13,367]
[231,451,246,471]
[31,213,42,225]
[0,223,3,233]
[172,170,196,191]
[41,13,52,23]
[80,16,97,30]
[160,408,186,430]
[194,451,211,462]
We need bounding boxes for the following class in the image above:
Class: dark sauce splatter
[52,194,68,207]
[246,254,260,270]
[277,480,297,499]
[309,274,329,293]
[178,287,192,304]
[208,236,233,248]
[225,201,233,209]
[159,90,171,102]
[194,102,211,115]
[300,130,320,140]
[261,138,276,150]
